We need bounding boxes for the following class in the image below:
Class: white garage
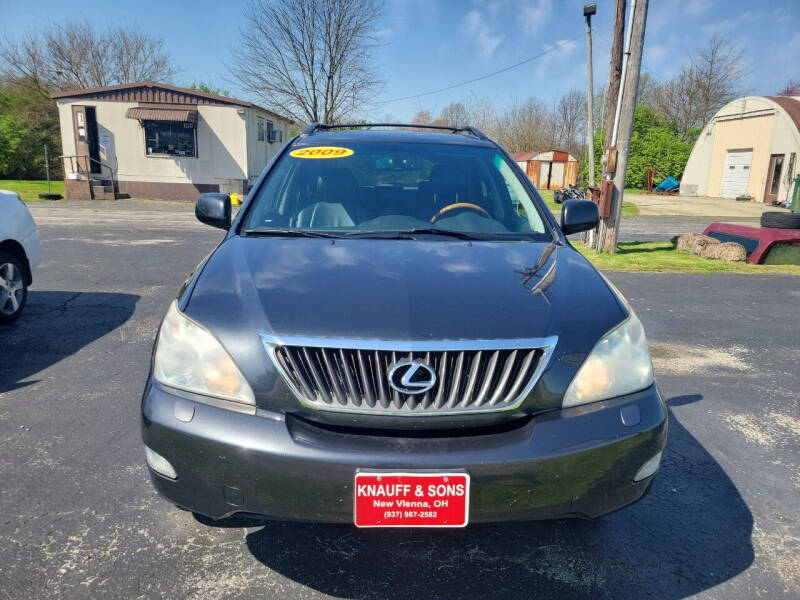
[681,96,800,204]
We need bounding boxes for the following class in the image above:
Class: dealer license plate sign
[354,472,470,527]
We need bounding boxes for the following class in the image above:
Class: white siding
[245,108,292,183]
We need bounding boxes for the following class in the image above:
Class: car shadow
[202,394,753,599]
[0,290,139,393]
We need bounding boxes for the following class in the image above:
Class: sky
[1,0,798,121]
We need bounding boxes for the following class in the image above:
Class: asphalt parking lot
[1,200,798,599]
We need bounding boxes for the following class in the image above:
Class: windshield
[242,141,550,240]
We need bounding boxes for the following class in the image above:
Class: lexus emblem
[388,360,437,395]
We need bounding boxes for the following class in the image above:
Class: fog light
[634,451,662,482]
[145,446,177,480]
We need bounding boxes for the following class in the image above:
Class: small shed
[512,150,579,190]
[681,96,800,204]
[52,81,293,201]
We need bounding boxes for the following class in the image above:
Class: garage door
[721,149,753,198]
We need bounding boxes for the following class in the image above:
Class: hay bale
[674,233,720,255]
[701,242,747,262]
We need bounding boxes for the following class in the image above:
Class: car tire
[0,251,28,325]
[760,211,800,229]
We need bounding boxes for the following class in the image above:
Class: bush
[579,105,692,189]
[0,80,62,180]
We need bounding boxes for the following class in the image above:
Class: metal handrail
[59,154,117,199]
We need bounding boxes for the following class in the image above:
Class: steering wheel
[430,202,490,223]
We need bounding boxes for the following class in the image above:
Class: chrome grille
[262,336,557,415]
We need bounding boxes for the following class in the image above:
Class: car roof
[291,129,497,148]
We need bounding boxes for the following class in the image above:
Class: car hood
[183,236,627,414]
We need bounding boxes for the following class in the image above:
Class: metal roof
[51,80,292,122]
[125,107,198,123]
[766,96,800,136]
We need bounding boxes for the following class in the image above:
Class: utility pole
[604,0,626,153]
[599,0,648,253]
[589,0,624,250]
[584,3,596,187]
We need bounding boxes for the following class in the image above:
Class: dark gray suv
[141,124,667,527]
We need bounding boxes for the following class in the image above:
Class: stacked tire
[760,212,800,229]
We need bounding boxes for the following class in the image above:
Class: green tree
[579,105,692,189]
[0,79,61,179]
[189,81,231,97]
[626,105,692,188]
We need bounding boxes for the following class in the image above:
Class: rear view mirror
[561,199,599,235]
[196,193,232,230]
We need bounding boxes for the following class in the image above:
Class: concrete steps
[89,178,117,200]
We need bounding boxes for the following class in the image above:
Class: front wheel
[0,252,28,325]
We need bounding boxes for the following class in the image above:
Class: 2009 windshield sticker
[290,146,354,159]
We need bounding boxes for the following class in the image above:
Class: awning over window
[125,107,198,123]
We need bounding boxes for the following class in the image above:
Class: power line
[375,34,585,105]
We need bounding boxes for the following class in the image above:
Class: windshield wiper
[243,228,340,238]
[345,228,480,240]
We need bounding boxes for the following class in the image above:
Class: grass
[0,180,65,203]
[539,189,639,216]
[576,241,800,274]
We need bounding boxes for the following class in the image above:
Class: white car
[0,190,42,324]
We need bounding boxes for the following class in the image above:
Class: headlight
[154,301,255,406]
[563,311,653,408]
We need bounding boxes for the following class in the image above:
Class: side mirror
[196,193,231,230]
[561,199,599,235]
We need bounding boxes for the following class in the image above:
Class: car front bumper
[141,380,667,523]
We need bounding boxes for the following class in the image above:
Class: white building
[681,96,800,204]
[53,81,293,201]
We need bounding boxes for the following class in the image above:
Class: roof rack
[302,122,488,140]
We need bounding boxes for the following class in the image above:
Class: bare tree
[592,83,608,136]
[553,90,586,159]
[411,110,434,125]
[465,95,496,133]
[434,94,496,131]
[0,21,177,95]
[111,25,177,85]
[491,97,554,153]
[231,0,383,123]
[636,73,657,106]
[649,34,749,138]
[438,102,470,127]
[777,79,800,96]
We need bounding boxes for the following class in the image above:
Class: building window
[267,121,283,143]
[144,121,196,157]
[257,117,265,141]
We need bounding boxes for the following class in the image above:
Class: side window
[257,117,265,142]
[494,153,544,233]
